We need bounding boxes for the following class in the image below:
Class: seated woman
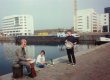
[36,50,47,68]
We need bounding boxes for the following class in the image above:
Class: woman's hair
[66,30,72,33]
[40,50,45,55]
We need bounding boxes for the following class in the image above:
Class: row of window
[5,33,32,36]
[3,18,14,21]
[3,29,31,33]
[3,20,14,23]
[78,25,83,26]
[3,22,27,26]
[77,22,83,23]
[4,30,20,33]
[3,25,27,30]
[3,19,27,23]
[77,28,82,29]
[3,24,27,28]
[3,27,26,29]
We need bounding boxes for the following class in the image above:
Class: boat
[95,35,110,45]
[15,33,80,45]
[99,37,110,42]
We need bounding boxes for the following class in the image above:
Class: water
[0,42,96,76]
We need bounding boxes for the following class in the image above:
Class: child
[36,50,47,68]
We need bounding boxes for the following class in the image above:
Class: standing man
[65,30,77,66]
[15,39,32,76]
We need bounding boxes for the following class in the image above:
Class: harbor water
[0,42,96,76]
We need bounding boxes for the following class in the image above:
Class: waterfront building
[104,7,110,32]
[2,15,34,36]
[105,7,110,13]
[74,8,98,32]
[37,32,49,36]
[34,28,67,36]
[99,13,109,32]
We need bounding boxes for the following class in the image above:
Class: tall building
[74,8,98,32]
[104,7,110,32]
[2,15,34,36]
[99,13,109,32]
[105,7,110,13]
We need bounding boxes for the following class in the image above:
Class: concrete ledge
[53,42,110,64]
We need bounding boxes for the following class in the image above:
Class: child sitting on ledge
[36,50,47,68]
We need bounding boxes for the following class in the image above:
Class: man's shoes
[67,62,71,65]
[71,63,76,66]
[28,73,32,78]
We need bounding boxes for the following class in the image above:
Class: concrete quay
[0,43,110,80]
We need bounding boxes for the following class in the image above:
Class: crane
[73,0,77,31]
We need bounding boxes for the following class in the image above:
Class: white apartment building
[2,15,34,36]
[99,13,109,32]
[74,8,98,32]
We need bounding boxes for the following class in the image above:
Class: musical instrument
[65,40,74,49]
[28,60,37,78]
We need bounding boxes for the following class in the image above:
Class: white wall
[75,8,98,32]
[99,13,109,32]
[2,15,34,36]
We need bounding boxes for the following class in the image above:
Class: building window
[24,16,26,18]
[78,16,82,18]
[93,30,97,32]
[20,33,22,35]
[16,31,19,32]
[20,19,23,21]
[78,28,82,29]
[78,22,82,23]
[93,27,97,29]
[25,33,27,35]
[78,19,82,21]
[87,16,89,29]
[78,25,83,26]
[15,17,19,26]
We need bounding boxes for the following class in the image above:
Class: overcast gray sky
[0,0,110,30]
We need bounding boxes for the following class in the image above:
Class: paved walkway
[1,43,110,80]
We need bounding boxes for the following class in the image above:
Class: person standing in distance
[65,30,77,66]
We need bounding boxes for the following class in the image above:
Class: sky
[0,0,110,30]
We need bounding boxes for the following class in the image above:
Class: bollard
[50,59,54,65]
[12,63,23,79]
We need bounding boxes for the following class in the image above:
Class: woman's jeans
[36,63,45,68]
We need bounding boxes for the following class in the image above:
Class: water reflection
[3,43,18,62]
[34,45,67,61]
[57,45,65,51]
[25,46,35,59]
[74,44,96,52]
[57,44,96,53]
[2,43,35,62]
